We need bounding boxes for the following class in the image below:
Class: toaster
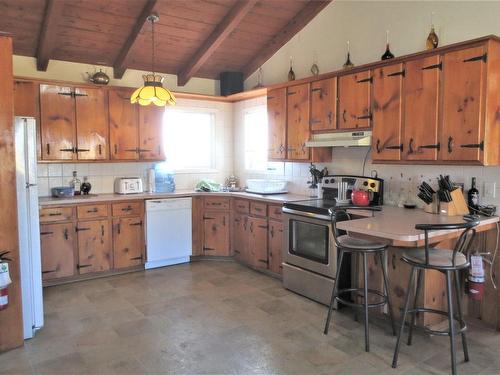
[114,177,143,194]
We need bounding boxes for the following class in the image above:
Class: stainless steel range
[282,175,384,305]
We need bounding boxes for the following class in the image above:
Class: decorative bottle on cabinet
[288,56,296,81]
[381,30,395,60]
[426,13,439,49]
[343,41,354,68]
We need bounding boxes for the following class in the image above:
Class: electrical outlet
[484,182,496,198]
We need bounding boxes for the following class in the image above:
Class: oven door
[283,208,336,278]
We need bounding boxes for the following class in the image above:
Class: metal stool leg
[446,270,457,375]
[324,249,344,335]
[407,268,423,345]
[454,270,469,362]
[362,252,370,352]
[392,266,416,368]
[379,251,396,336]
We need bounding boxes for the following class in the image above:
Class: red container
[468,276,485,301]
[351,190,370,206]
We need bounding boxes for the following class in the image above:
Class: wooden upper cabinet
[286,83,310,160]
[76,219,111,274]
[75,87,108,160]
[40,84,76,160]
[338,70,371,130]
[267,87,287,160]
[310,78,337,132]
[40,223,75,280]
[14,81,38,117]
[139,105,165,160]
[108,89,139,160]
[403,56,440,161]
[441,45,487,162]
[372,63,404,161]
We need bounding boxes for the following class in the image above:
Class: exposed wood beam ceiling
[242,0,331,79]
[0,0,332,84]
[177,0,258,86]
[113,0,157,79]
[36,0,65,71]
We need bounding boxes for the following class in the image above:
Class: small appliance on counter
[51,186,74,198]
[114,177,143,194]
[245,179,288,195]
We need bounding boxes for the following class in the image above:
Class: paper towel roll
[147,168,155,193]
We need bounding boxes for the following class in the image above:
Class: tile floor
[1,260,500,374]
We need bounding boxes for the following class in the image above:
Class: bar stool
[324,206,396,352]
[392,220,479,375]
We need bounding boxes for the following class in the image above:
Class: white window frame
[163,106,218,174]
[243,105,272,173]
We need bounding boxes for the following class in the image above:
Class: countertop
[38,190,312,206]
[338,206,499,245]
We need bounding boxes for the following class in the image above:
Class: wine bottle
[288,56,295,81]
[343,41,354,68]
[71,171,81,195]
[381,30,395,60]
[467,177,480,213]
[426,12,439,49]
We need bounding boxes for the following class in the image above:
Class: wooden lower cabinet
[233,214,248,262]
[268,220,283,274]
[77,219,111,274]
[247,216,269,270]
[40,223,75,280]
[113,217,144,269]
[203,211,230,256]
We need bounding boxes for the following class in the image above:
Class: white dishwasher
[145,198,192,269]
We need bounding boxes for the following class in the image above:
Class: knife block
[424,195,439,214]
[439,189,469,216]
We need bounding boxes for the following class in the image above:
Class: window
[244,106,268,171]
[163,108,216,171]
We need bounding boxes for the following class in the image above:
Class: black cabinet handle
[419,143,441,151]
[408,138,415,154]
[460,141,484,151]
[40,231,53,236]
[130,221,143,226]
[203,216,215,220]
[310,119,322,124]
[121,206,133,212]
[63,228,68,240]
[357,77,372,83]
[357,114,372,120]
[48,212,62,216]
[76,227,90,232]
[117,223,121,234]
[77,264,92,269]
[422,62,442,71]
[287,91,296,96]
[392,254,396,270]
[376,139,381,153]
[266,96,274,100]
[75,148,90,152]
[234,250,240,254]
[203,247,215,251]
[447,136,454,153]
[130,255,143,261]
[46,143,50,155]
[327,111,333,124]
[385,144,404,151]
[463,53,487,63]
[387,70,405,77]
[42,270,57,274]
[59,148,75,152]
[114,144,118,154]
[270,226,275,238]
[87,208,98,213]
[101,225,105,237]
[98,144,102,155]
[311,88,322,93]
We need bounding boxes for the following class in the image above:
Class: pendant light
[130,14,175,106]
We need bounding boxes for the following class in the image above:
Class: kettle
[351,189,370,206]
[86,69,110,85]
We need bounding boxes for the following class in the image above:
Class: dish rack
[246,179,288,194]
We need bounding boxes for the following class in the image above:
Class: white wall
[236,1,500,210]
[245,1,500,88]
[37,98,233,196]
[14,56,219,96]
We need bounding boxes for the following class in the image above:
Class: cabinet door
[441,45,487,162]
[76,219,111,274]
[310,78,337,132]
[247,216,268,270]
[203,211,230,256]
[108,89,139,160]
[286,83,310,160]
[268,220,283,274]
[267,88,287,160]
[14,81,38,117]
[387,247,414,318]
[372,63,404,161]
[139,105,165,160]
[40,84,76,160]
[40,223,75,280]
[75,87,108,160]
[338,70,371,130]
[403,55,440,161]
[232,214,248,263]
[113,217,144,269]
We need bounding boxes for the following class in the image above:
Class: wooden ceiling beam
[36,0,65,71]
[177,0,258,86]
[242,0,332,79]
[113,0,157,79]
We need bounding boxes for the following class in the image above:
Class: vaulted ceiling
[0,0,331,85]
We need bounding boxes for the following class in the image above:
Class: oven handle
[282,207,331,221]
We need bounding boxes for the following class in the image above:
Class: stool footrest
[408,307,467,336]
[335,287,388,309]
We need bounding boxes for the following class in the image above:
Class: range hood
[305,131,372,148]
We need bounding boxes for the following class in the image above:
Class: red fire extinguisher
[468,253,485,301]
[0,251,12,311]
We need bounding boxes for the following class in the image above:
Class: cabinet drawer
[234,199,249,214]
[77,204,108,219]
[250,202,267,217]
[204,197,230,210]
[39,206,74,223]
[268,205,283,220]
[112,201,143,217]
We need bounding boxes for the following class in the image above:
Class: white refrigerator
[15,117,44,339]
